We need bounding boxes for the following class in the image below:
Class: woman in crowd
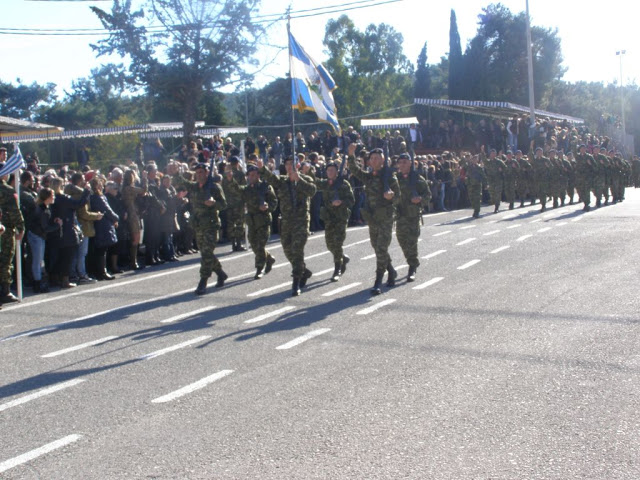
[121,168,147,270]
[27,188,61,293]
[89,177,120,280]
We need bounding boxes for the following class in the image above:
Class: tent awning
[361,117,419,131]
[0,115,64,141]
[414,99,584,124]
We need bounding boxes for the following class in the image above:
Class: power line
[0,0,404,35]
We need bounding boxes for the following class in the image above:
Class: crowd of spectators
[4,114,636,298]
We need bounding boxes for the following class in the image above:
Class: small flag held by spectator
[0,144,26,176]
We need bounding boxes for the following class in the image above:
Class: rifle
[382,152,391,193]
[257,179,268,208]
[409,155,419,198]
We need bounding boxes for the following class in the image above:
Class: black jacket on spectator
[90,193,119,248]
[51,190,90,248]
[28,203,60,239]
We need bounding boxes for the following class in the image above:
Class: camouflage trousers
[468,184,482,215]
[280,216,309,279]
[368,218,394,273]
[504,183,516,204]
[248,222,272,270]
[226,206,245,241]
[396,216,421,268]
[0,229,16,284]
[537,183,550,205]
[195,227,221,279]
[324,219,348,264]
[576,181,591,206]
[488,183,503,206]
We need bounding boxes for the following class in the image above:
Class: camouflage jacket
[172,174,227,230]
[260,167,317,219]
[0,180,24,231]
[347,155,400,221]
[314,176,355,223]
[396,172,430,219]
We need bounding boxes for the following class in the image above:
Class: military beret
[516,150,523,154]
[506,150,513,155]
[398,153,411,160]
[246,164,258,173]
[549,149,556,153]
[579,144,587,149]
[194,162,209,171]
[489,148,497,153]
[535,147,543,153]
[325,161,338,169]
[229,156,240,164]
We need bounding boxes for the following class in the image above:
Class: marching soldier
[482,147,506,213]
[258,156,317,297]
[465,154,487,218]
[395,153,430,282]
[531,147,551,212]
[347,143,401,295]
[0,161,25,303]
[575,144,595,211]
[168,162,228,295]
[225,164,278,279]
[222,156,247,251]
[313,159,355,282]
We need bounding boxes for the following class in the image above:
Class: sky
[2,0,637,102]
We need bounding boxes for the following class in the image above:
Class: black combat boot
[32,280,42,294]
[254,267,263,280]
[494,204,499,213]
[292,277,301,297]
[215,269,228,288]
[583,204,590,212]
[520,200,525,208]
[553,198,558,208]
[340,255,350,275]
[195,277,208,295]
[371,270,384,296]
[509,202,514,210]
[386,264,397,288]
[407,266,417,282]
[331,263,341,282]
[299,268,312,288]
[596,199,601,208]
[235,239,246,252]
[561,198,565,206]
[265,255,275,274]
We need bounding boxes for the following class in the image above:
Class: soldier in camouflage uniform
[395,153,431,282]
[516,151,535,207]
[465,154,487,218]
[258,156,317,297]
[168,162,228,295]
[482,148,506,213]
[594,147,610,207]
[222,156,247,251]
[531,147,551,212]
[503,153,519,210]
[574,144,595,211]
[631,156,640,188]
[0,162,25,303]
[313,159,355,282]
[347,144,401,295]
[564,153,576,205]
[226,164,278,279]
[548,150,566,208]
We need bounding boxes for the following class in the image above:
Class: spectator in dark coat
[89,178,119,280]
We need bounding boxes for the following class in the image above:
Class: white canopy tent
[360,117,419,131]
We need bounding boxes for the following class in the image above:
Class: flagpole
[15,164,23,302]
[287,12,296,160]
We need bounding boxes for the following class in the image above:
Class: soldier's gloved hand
[331,199,342,207]
[383,190,395,200]
[15,230,24,241]
[204,199,215,207]
[347,143,357,157]
[411,196,422,204]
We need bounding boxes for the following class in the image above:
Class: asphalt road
[1,190,640,479]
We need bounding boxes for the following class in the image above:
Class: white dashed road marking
[152,370,233,403]
[491,246,511,254]
[412,277,444,290]
[458,259,481,270]
[322,282,362,297]
[160,306,217,324]
[139,335,212,360]
[0,379,86,413]
[276,328,331,350]
[41,336,118,358]
[357,299,397,315]
[422,250,447,260]
[517,235,533,242]
[433,230,452,237]
[245,306,296,324]
[0,435,83,474]
[456,238,476,246]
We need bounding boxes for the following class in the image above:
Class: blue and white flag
[0,144,26,176]
[289,32,341,135]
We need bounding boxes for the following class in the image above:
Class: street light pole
[525,0,536,140]
[616,50,626,152]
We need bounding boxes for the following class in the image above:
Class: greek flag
[0,144,26,176]
[289,32,341,135]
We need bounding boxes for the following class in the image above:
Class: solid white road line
[433,230,452,237]
[322,282,362,297]
[139,335,212,360]
[276,328,331,350]
[0,379,86,413]
[160,306,217,324]
[506,224,522,229]
[517,234,533,242]
[0,434,82,474]
[244,306,296,324]
[537,227,552,233]
[422,249,447,260]
[247,282,290,297]
[460,225,477,230]
[357,299,397,315]
[483,230,500,236]
[457,259,481,270]
[456,238,476,246]
[412,277,444,290]
[41,336,118,358]
[152,370,233,403]
[490,246,511,254]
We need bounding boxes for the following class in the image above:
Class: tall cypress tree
[448,9,463,99]
[414,42,431,100]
